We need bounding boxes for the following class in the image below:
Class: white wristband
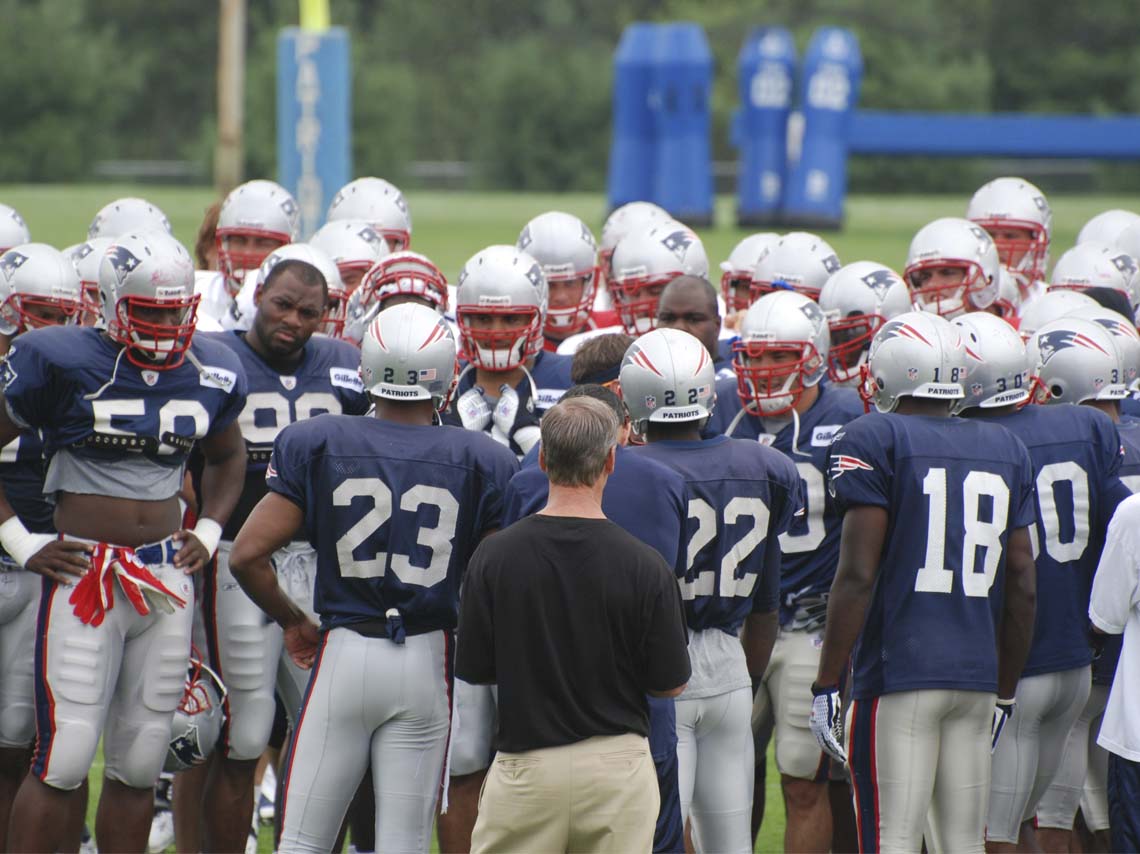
[0,516,55,569]
[191,518,223,559]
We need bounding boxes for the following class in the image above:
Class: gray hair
[541,396,620,487]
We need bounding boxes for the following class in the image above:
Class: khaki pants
[471,732,658,854]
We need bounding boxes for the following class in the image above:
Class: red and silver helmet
[253,243,344,336]
[720,232,780,313]
[308,219,390,295]
[517,211,598,337]
[863,311,967,413]
[966,177,1052,283]
[0,243,81,335]
[749,231,840,301]
[1026,316,1129,405]
[326,177,412,251]
[818,261,912,386]
[951,311,1031,413]
[1017,289,1098,342]
[599,201,671,279]
[99,230,200,369]
[608,222,708,336]
[360,303,458,412]
[1049,242,1139,315]
[1071,305,1140,391]
[64,238,114,326]
[904,217,1000,319]
[88,197,172,240]
[166,653,226,773]
[456,245,547,371]
[0,204,30,253]
[619,327,716,436]
[343,252,449,346]
[216,180,300,296]
[1077,209,1140,247]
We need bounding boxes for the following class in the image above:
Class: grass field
[11,183,1140,853]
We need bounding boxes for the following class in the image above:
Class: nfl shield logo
[645,395,657,409]
[141,370,159,387]
[280,376,297,390]
[971,383,983,396]
[907,367,919,380]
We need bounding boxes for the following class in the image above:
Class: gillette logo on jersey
[1036,328,1111,366]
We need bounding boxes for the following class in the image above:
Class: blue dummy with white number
[827,412,1037,699]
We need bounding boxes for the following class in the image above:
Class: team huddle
[0,172,1136,854]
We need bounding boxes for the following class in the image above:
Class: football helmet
[87,197,172,240]
[1049,241,1139,314]
[749,231,841,301]
[734,291,829,416]
[99,230,199,369]
[863,311,967,413]
[619,327,716,435]
[818,261,912,386]
[904,217,1000,318]
[64,238,113,326]
[951,312,1031,413]
[1076,209,1140,247]
[0,204,30,252]
[608,222,708,335]
[0,243,81,335]
[343,252,449,346]
[253,243,344,336]
[455,245,547,371]
[599,201,671,276]
[517,211,598,336]
[966,177,1052,283]
[360,303,458,411]
[216,180,300,296]
[1017,289,1098,341]
[165,654,226,773]
[308,219,390,295]
[326,177,412,251]
[1026,316,1128,404]
[720,232,780,313]
[1070,305,1140,390]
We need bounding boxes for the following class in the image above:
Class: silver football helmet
[517,211,598,337]
[327,177,412,251]
[720,232,780,312]
[88,197,172,241]
[905,217,1000,318]
[0,243,82,335]
[734,291,829,416]
[165,654,226,773]
[608,222,708,335]
[818,261,912,386]
[1017,289,1098,342]
[1027,316,1128,404]
[864,311,967,413]
[343,251,449,346]
[308,219,390,295]
[749,231,841,301]
[1070,305,1140,390]
[253,243,344,336]
[64,237,113,325]
[216,180,300,295]
[1076,209,1140,247]
[0,204,30,252]
[966,177,1052,283]
[456,245,547,371]
[360,303,458,411]
[98,230,199,369]
[951,312,1030,413]
[599,201,671,273]
[1049,241,1139,314]
[620,327,716,435]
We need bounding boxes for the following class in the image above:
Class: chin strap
[82,346,128,401]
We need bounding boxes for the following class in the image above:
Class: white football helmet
[456,245,547,371]
[966,177,1052,283]
[904,217,1000,318]
[734,291,829,416]
[518,211,598,337]
[308,220,390,295]
[619,327,716,435]
[360,303,458,411]
[99,230,199,369]
[216,180,300,296]
[1070,305,1140,390]
[608,222,708,335]
[599,201,671,274]
[64,238,113,325]
[1027,316,1128,404]
[327,177,412,251]
[0,204,30,252]
[253,243,344,336]
[88,197,172,241]
[1017,289,1098,341]
[720,232,780,313]
[165,654,226,773]
[1076,209,1140,247]
[749,231,841,301]
[0,243,82,335]
[951,312,1031,413]
[818,261,912,386]
[863,311,967,413]
[343,251,449,346]
[1049,241,1139,314]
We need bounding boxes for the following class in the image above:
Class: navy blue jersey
[267,416,519,634]
[1,327,246,471]
[501,444,687,572]
[1122,395,1140,420]
[978,405,1129,677]
[828,413,1036,699]
[630,435,801,634]
[0,430,51,533]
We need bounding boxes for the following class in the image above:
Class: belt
[67,539,187,627]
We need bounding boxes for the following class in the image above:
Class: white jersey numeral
[780,462,826,554]
[1032,461,1090,563]
[683,496,771,600]
[239,391,342,444]
[91,398,210,454]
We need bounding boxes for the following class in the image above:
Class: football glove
[810,682,847,764]
[991,698,1016,753]
[456,386,492,432]
[491,383,541,456]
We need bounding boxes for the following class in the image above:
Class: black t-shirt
[456,514,691,753]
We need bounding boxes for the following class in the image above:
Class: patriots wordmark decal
[0,251,28,282]
[829,454,873,479]
[860,267,898,299]
[661,230,693,260]
[106,245,142,286]
[878,320,932,346]
[1036,328,1109,366]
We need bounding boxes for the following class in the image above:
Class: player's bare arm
[174,421,246,573]
[996,526,1037,699]
[742,610,778,681]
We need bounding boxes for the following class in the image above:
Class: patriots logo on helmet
[525,263,543,289]
[1111,253,1138,277]
[280,198,298,218]
[829,454,873,480]
[861,268,897,299]
[73,243,95,260]
[394,193,408,213]
[457,267,469,287]
[799,300,825,327]
[106,245,142,286]
[1092,316,1136,338]
[580,222,597,249]
[1036,328,1110,366]
[9,210,24,228]
[822,254,841,274]
[357,226,383,245]
[1033,196,1048,214]
[0,251,28,283]
[878,320,932,346]
[170,724,203,768]
[331,189,345,207]
[661,230,693,260]
[517,226,532,250]
[969,225,992,245]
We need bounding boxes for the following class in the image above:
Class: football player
[1077,209,1140,247]
[818,261,912,388]
[0,204,30,254]
[655,275,735,380]
[967,177,1052,308]
[195,256,369,853]
[1048,241,1139,319]
[228,243,343,337]
[2,230,247,853]
[63,238,113,326]
[326,176,413,251]
[1017,289,1099,343]
[598,201,671,287]
[341,251,450,347]
[720,232,780,314]
[904,217,1001,319]
[308,219,391,296]
[748,231,841,302]
[443,245,572,456]
[623,327,802,854]
[812,311,1037,853]
[213,180,300,301]
[87,197,172,241]
[228,303,518,853]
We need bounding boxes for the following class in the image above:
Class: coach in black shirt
[457,395,690,854]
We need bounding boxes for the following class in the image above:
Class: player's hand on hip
[283,617,321,669]
[172,529,211,574]
[991,698,1016,753]
[24,539,91,585]
[810,682,847,764]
